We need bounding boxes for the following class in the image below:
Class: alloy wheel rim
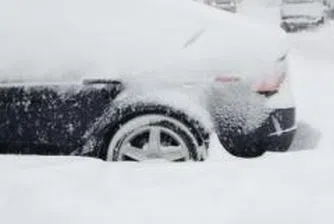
[117,126,189,162]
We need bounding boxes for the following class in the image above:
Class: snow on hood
[281,2,325,19]
[0,0,287,84]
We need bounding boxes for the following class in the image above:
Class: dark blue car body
[0,81,123,156]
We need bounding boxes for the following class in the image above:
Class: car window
[215,0,234,4]
[283,0,315,4]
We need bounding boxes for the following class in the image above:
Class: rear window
[283,0,315,3]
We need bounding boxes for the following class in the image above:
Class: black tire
[318,17,325,25]
[281,22,298,32]
[100,103,210,162]
[281,22,290,32]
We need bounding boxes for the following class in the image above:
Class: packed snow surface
[1,2,334,224]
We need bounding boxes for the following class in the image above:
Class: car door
[0,85,61,154]
[50,83,123,155]
[0,82,123,155]
[0,86,23,153]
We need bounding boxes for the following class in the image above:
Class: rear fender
[80,90,212,158]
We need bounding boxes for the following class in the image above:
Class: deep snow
[1,3,334,224]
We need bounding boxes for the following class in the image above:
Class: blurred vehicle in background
[198,0,237,13]
[323,0,334,18]
[210,0,237,13]
[280,0,327,32]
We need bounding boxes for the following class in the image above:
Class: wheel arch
[81,100,212,160]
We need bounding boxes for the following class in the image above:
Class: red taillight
[214,72,286,97]
[254,72,286,93]
[215,76,240,83]
[215,55,288,97]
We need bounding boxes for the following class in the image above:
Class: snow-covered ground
[1,4,334,224]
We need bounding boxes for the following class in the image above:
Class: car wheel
[106,115,205,162]
[281,22,290,32]
[318,17,325,25]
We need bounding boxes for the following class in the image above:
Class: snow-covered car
[206,0,237,13]
[280,0,327,32]
[0,0,296,161]
[323,0,334,18]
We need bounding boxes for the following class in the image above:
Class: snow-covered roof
[0,0,286,83]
